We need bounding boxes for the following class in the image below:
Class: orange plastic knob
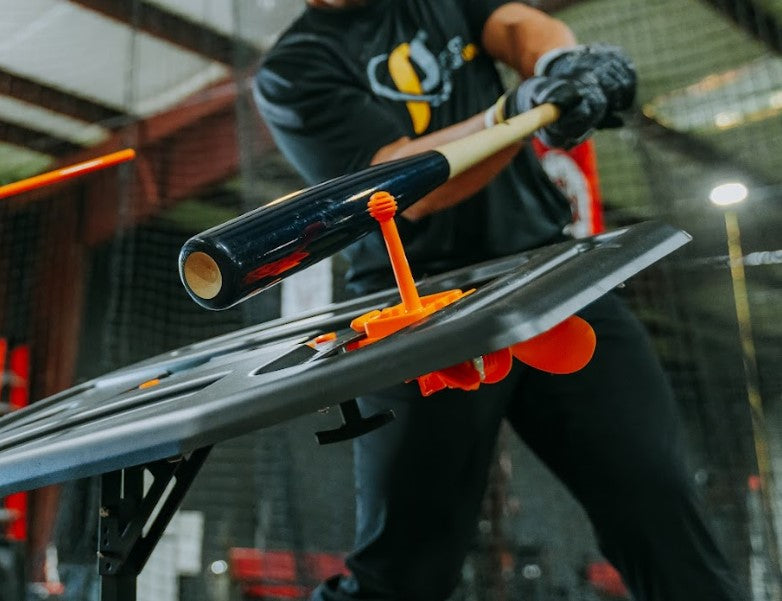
[367,191,398,222]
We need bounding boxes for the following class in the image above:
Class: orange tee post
[367,191,423,313]
[0,148,136,200]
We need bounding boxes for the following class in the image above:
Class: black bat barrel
[179,151,450,310]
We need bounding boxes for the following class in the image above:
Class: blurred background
[0,0,780,600]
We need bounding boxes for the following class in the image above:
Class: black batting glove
[538,44,637,128]
[499,74,608,149]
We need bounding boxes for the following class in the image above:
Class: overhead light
[210,560,228,575]
[709,182,748,206]
[714,111,741,129]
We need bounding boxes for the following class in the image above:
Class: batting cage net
[0,0,780,600]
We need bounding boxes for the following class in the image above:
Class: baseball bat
[180,103,560,310]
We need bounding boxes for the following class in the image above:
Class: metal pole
[724,209,782,600]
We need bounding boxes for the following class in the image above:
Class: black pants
[312,293,742,601]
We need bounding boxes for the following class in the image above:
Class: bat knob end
[182,251,223,300]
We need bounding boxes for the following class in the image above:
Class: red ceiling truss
[66,0,260,66]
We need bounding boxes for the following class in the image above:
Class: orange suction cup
[511,315,596,374]
[416,348,514,397]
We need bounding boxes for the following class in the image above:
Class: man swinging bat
[252,0,743,599]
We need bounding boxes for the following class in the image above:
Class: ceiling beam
[30,79,274,245]
[81,95,249,244]
[0,120,82,157]
[0,69,127,126]
[701,0,782,54]
[2,80,243,204]
[68,0,260,66]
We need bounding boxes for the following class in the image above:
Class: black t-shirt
[254,0,571,294]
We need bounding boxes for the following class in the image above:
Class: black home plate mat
[0,222,689,494]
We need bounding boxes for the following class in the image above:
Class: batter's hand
[499,74,608,149]
[538,44,637,128]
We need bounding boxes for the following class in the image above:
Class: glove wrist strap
[534,44,588,76]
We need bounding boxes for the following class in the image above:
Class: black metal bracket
[98,446,211,601]
[315,399,394,445]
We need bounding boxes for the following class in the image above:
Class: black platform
[0,222,689,601]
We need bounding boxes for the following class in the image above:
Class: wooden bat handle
[437,103,560,178]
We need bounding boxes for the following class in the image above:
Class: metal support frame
[98,446,211,601]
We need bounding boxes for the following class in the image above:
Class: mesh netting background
[0,0,780,600]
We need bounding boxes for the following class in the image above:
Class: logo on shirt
[367,30,478,134]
